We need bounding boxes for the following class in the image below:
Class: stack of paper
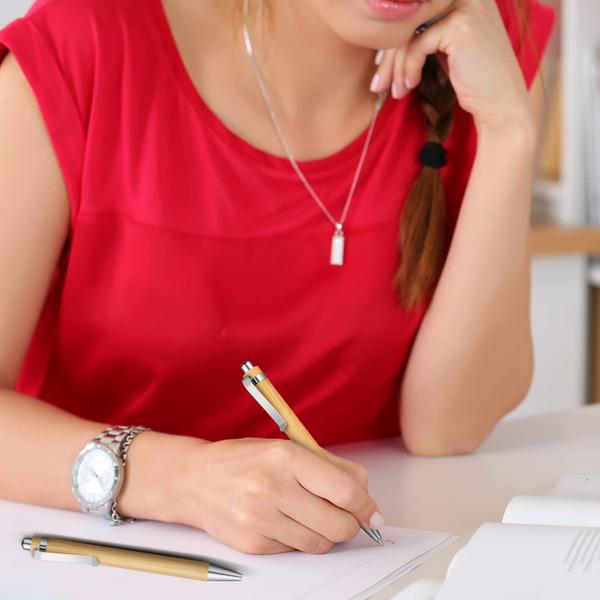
[0,498,457,600]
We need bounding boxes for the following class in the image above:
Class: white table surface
[4,405,600,598]
[328,404,600,598]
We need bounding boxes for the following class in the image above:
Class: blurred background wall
[0,0,30,24]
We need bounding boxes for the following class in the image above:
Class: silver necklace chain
[242,0,388,266]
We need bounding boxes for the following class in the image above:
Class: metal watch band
[92,425,133,455]
[93,425,151,526]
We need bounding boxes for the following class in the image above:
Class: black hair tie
[418,141,448,169]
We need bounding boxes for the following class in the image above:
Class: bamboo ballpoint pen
[241,361,384,546]
[21,535,242,581]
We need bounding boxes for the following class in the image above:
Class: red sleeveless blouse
[0,0,554,445]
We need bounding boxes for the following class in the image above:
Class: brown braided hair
[396,0,536,308]
[394,52,457,309]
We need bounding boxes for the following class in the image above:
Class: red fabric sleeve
[0,0,95,223]
[497,0,557,89]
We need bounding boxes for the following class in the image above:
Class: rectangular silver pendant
[330,231,345,266]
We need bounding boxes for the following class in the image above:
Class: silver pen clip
[22,537,99,567]
[33,550,99,566]
[241,361,288,433]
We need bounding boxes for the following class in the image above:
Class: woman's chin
[335,27,413,51]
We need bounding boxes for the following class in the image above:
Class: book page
[503,474,600,527]
[436,522,600,600]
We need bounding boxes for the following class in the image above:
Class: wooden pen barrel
[32,536,210,581]
[246,365,328,460]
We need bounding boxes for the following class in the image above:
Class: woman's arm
[0,50,178,520]
[0,388,186,521]
[399,74,544,456]
[0,51,380,554]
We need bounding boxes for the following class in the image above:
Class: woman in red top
[0,0,554,554]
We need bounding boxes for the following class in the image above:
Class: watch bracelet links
[94,425,152,526]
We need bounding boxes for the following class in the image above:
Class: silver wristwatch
[71,425,151,526]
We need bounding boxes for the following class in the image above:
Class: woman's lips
[364,0,426,21]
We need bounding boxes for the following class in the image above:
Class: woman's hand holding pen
[168,437,383,555]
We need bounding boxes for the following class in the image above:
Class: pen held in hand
[21,535,242,581]
[240,360,384,546]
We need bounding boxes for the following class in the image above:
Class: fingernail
[369,511,385,530]
[405,76,413,90]
[370,73,381,93]
[391,82,401,99]
[374,49,385,65]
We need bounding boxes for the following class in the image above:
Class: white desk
[4,406,599,598]
[330,404,600,598]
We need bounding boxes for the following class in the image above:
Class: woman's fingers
[236,532,295,555]
[370,48,395,94]
[292,446,382,530]
[371,47,409,99]
[392,47,409,99]
[263,508,337,554]
[320,448,369,488]
[403,24,448,90]
[370,19,441,98]
[280,479,361,544]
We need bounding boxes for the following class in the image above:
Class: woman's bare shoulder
[0,45,70,387]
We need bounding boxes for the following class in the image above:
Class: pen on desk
[240,360,384,546]
[21,535,242,581]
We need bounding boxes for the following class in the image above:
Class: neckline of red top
[151,0,396,174]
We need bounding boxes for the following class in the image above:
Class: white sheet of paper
[503,474,600,527]
[436,522,600,600]
[0,499,457,600]
[389,578,442,600]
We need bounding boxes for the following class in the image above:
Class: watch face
[72,444,121,508]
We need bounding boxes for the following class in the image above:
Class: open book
[432,474,600,599]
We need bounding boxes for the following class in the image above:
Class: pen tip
[362,526,385,545]
[208,565,243,581]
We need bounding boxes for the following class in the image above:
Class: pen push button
[22,536,99,566]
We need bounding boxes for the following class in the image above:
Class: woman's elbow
[402,424,485,457]
[400,367,533,458]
